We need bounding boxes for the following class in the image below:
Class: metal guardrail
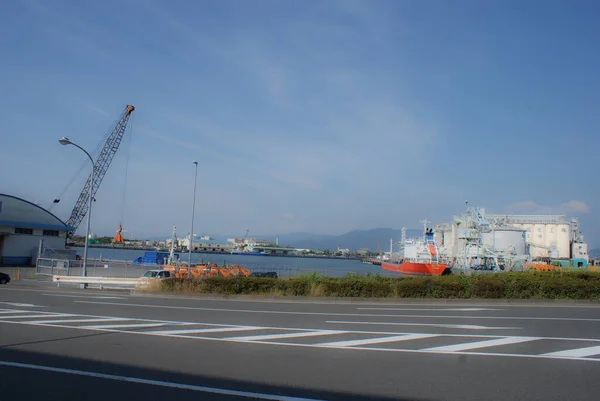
[52,275,141,289]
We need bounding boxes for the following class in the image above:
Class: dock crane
[58,105,135,239]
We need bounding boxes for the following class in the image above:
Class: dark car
[0,272,10,285]
[249,272,278,278]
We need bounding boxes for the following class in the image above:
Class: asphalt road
[1,283,600,400]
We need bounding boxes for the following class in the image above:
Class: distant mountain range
[144,228,424,252]
[136,231,600,255]
[274,228,423,252]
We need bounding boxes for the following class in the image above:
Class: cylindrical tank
[442,230,454,252]
[482,227,526,255]
[556,223,570,258]
[545,224,558,249]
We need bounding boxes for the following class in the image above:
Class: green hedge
[147,271,600,300]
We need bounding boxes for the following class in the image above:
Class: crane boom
[66,105,135,235]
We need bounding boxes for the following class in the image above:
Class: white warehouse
[0,194,70,266]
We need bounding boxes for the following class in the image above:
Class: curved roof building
[0,193,69,266]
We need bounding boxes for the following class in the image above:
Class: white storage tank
[482,227,526,255]
[556,223,570,258]
[442,230,455,253]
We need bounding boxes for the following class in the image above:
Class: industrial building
[0,194,69,266]
[430,207,589,269]
[227,237,275,246]
[180,237,234,253]
[485,213,585,260]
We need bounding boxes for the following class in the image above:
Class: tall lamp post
[59,137,94,288]
[188,161,199,277]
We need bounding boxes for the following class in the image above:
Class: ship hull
[381,261,451,276]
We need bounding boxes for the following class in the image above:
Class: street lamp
[188,161,199,277]
[59,136,94,288]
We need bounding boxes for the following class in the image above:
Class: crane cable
[48,115,121,212]
[119,114,134,228]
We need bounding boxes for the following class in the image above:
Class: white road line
[542,345,600,358]
[356,307,502,311]
[75,301,600,322]
[0,302,46,307]
[423,336,539,352]
[228,330,344,342]
[0,309,56,315]
[0,360,325,401]
[326,320,519,330]
[80,323,169,330]
[0,314,73,320]
[41,293,125,299]
[146,326,261,335]
[29,317,129,324]
[0,310,43,314]
[317,333,438,348]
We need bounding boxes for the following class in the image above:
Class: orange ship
[381,222,451,276]
[381,261,450,276]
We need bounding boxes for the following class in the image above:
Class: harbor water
[77,248,394,278]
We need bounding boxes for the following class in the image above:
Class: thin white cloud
[560,200,590,214]
[86,104,111,117]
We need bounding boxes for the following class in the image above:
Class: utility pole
[188,161,199,277]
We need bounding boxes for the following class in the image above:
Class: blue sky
[1,0,599,246]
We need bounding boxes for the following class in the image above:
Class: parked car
[0,272,10,285]
[138,269,172,288]
[141,270,173,279]
[249,272,278,278]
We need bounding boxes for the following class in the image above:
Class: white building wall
[572,243,588,261]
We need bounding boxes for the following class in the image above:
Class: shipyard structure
[388,207,589,274]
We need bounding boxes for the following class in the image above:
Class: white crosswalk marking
[317,333,438,348]
[81,323,169,330]
[146,327,261,335]
[422,336,539,352]
[326,320,517,330]
[1,308,600,362]
[228,330,343,342]
[0,310,41,314]
[0,302,46,308]
[0,314,74,320]
[542,345,600,358]
[28,318,129,324]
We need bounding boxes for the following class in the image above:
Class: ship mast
[168,225,177,265]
